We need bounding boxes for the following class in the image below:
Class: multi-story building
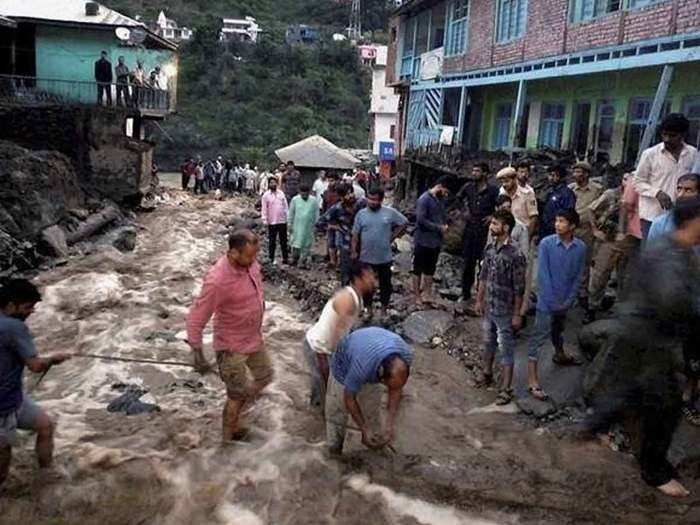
[365,45,401,155]
[387,0,700,166]
[220,17,261,43]
[153,11,193,43]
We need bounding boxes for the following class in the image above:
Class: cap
[496,166,517,179]
[573,161,592,172]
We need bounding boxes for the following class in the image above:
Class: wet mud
[2,191,699,524]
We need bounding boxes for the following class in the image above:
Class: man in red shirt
[186,230,272,441]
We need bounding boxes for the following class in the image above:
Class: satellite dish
[129,27,147,44]
[115,27,131,41]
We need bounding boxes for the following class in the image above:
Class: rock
[394,237,412,253]
[39,225,69,257]
[402,309,454,344]
[393,251,413,273]
[578,318,619,361]
[438,287,461,301]
[515,397,557,418]
[144,330,179,343]
[107,384,160,415]
[112,227,137,252]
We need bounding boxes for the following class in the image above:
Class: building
[275,135,361,185]
[0,0,179,117]
[286,24,319,46]
[387,0,700,167]
[220,16,261,43]
[152,10,193,43]
[365,44,401,156]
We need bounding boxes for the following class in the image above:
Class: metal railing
[0,75,171,112]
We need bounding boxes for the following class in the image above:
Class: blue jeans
[482,314,516,366]
[527,309,568,361]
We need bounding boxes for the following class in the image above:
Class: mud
[2,190,699,524]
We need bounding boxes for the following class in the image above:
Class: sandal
[682,405,700,426]
[495,389,513,405]
[552,353,583,366]
[528,386,549,401]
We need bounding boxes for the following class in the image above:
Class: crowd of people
[2,113,700,501]
[94,50,169,108]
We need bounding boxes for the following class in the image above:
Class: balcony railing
[0,75,171,113]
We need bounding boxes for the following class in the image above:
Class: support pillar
[456,86,467,147]
[510,79,527,153]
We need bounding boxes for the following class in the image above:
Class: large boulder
[402,309,454,345]
[39,225,69,258]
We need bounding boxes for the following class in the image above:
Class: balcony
[0,75,173,117]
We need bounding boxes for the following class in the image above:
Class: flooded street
[2,193,698,524]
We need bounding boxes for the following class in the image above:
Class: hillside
[104,1,395,168]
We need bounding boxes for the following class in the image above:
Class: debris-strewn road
[2,191,698,524]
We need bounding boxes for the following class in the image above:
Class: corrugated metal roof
[275,135,360,170]
[0,0,144,27]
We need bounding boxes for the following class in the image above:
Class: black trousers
[368,262,392,307]
[461,227,488,300]
[268,224,288,263]
[97,83,112,105]
[181,173,191,190]
[550,310,568,351]
[194,179,207,194]
[116,83,130,106]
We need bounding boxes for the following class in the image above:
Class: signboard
[379,141,396,161]
[419,47,444,80]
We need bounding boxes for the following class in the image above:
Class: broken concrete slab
[515,396,557,418]
[402,309,454,344]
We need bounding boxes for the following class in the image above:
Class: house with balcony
[387,0,700,168]
[367,45,401,155]
[152,10,193,43]
[220,17,261,43]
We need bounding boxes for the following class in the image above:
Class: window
[430,3,446,50]
[442,88,462,127]
[493,103,513,149]
[627,0,663,8]
[570,0,621,23]
[496,0,527,43]
[415,11,430,56]
[596,101,616,153]
[403,17,416,58]
[623,97,671,165]
[445,0,469,56]
[682,97,700,149]
[538,103,566,148]
[390,125,396,139]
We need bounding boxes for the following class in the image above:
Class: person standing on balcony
[94,50,113,106]
[114,56,130,107]
[131,60,146,108]
[634,113,697,239]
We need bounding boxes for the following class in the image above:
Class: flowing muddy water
[2,193,698,524]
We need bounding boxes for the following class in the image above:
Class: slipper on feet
[528,386,549,401]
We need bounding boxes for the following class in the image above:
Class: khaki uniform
[570,181,604,299]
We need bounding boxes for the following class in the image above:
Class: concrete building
[286,25,319,46]
[387,0,700,166]
[153,11,193,43]
[366,44,401,155]
[220,16,261,43]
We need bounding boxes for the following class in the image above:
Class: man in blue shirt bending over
[325,327,413,455]
[527,209,587,401]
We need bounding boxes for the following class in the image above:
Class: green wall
[35,25,177,104]
[476,62,700,164]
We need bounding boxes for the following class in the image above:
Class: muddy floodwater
[2,193,698,524]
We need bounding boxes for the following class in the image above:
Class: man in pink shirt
[260,177,289,265]
[186,230,272,441]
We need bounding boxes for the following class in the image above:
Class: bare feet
[657,479,690,498]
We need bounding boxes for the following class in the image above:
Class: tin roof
[0,0,144,27]
[275,135,361,170]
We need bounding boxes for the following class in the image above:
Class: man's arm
[25,354,71,374]
[343,389,381,448]
[537,240,554,307]
[416,198,442,233]
[351,214,362,259]
[186,272,218,371]
[391,210,409,240]
[512,253,526,328]
[475,251,490,315]
[329,291,357,348]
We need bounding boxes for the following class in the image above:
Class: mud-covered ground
[2,191,699,524]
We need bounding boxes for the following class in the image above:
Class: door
[571,102,591,158]
[594,100,616,159]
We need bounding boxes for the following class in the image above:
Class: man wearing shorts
[1,279,71,488]
[187,230,273,441]
[412,176,451,305]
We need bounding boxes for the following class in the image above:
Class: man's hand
[50,352,72,365]
[512,314,523,331]
[191,347,211,374]
[361,429,386,450]
[441,224,449,234]
[656,190,673,210]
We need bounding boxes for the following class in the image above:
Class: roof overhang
[0,15,16,27]
[410,33,700,91]
[393,0,443,17]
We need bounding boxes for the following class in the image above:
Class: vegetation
[105,1,395,167]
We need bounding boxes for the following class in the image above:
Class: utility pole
[349,0,362,42]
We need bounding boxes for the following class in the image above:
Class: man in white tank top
[303,262,377,408]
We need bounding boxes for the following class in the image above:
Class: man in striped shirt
[325,327,413,455]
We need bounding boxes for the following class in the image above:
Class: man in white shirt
[312,170,329,207]
[634,113,698,239]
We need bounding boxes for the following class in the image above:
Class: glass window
[493,103,513,149]
[623,97,671,165]
[445,0,469,56]
[496,0,527,43]
[430,3,446,50]
[682,96,700,149]
[538,102,566,148]
[570,0,621,23]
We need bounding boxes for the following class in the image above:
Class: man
[635,113,698,239]
[244,164,257,196]
[647,173,700,242]
[569,161,603,312]
[114,56,130,107]
[323,175,342,267]
[351,187,408,319]
[180,157,194,191]
[312,170,329,205]
[304,262,376,407]
[516,161,534,191]
[325,327,413,455]
[282,161,301,202]
[1,280,71,488]
[214,156,225,190]
[413,176,450,305]
[193,160,206,195]
[488,194,529,257]
[456,163,499,302]
[261,176,289,265]
[527,209,587,400]
[325,184,366,285]
[540,164,576,239]
[584,196,700,498]
[186,230,272,441]
[288,184,319,269]
[475,210,526,402]
[94,50,113,106]
[130,59,146,108]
